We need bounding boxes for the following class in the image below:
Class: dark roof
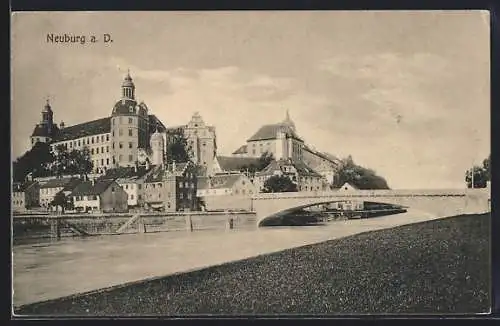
[232,145,248,155]
[70,179,117,196]
[303,145,340,165]
[100,166,150,181]
[62,178,82,192]
[31,123,59,138]
[247,123,303,142]
[257,159,323,178]
[216,156,261,172]
[53,117,110,142]
[144,162,191,183]
[112,99,149,116]
[40,177,80,189]
[13,181,38,192]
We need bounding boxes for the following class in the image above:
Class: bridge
[250,188,490,227]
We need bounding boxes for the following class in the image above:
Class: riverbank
[15,213,490,315]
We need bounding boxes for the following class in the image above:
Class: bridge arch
[251,189,490,227]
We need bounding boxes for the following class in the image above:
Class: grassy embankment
[16,213,490,316]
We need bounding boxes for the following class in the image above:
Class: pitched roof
[256,159,323,178]
[53,117,111,142]
[232,145,248,155]
[40,177,80,189]
[247,123,303,142]
[31,123,60,137]
[12,181,38,192]
[70,179,117,196]
[197,174,245,190]
[62,178,82,192]
[100,166,151,181]
[144,162,192,182]
[216,156,261,172]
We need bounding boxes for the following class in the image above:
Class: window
[106,158,109,165]
[106,146,109,152]
[179,193,183,199]
[125,185,128,190]
[91,137,94,144]
[131,194,134,200]
[129,117,133,124]
[138,195,142,200]
[119,142,123,149]
[158,183,162,188]
[70,142,73,148]
[87,138,90,145]
[129,129,133,136]
[96,148,99,154]
[128,155,133,162]
[106,134,109,141]
[179,182,183,188]
[101,159,104,166]
[112,131,115,137]
[101,135,104,142]
[111,187,115,192]
[96,136,99,143]
[138,184,142,190]
[91,148,94,154]
[129,142,133,149]
[112,142,115,149]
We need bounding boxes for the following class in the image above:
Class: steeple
[121,69,135,100]
[282,109,295,131]
[41,97,54,127]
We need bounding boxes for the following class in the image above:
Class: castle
[29,72,216,175]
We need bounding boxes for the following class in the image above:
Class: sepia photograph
[11,10,491,316]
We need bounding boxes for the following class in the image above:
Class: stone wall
[201,195,253,212]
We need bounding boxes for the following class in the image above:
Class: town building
[99,165,151,208]
[196,173,256,211]
[302,145,340,184]
[165,112,217,175]
[143,161,198,212]
[39,177,81,209]
[70,179,128,213]
[254,158,327,193]
[12,181,40,212]
[232,110,304,161]
[30,72,167,174]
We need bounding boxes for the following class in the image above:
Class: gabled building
[197,173,257,197]
[39,177,81,209]
[254,158,327,193]
[12,181,40,212]
[143,161,198,212]
[165,112,217,176]
[70,179,128,213]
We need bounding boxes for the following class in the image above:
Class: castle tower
[41,99,54,132]
[150,127,164,166]
[30,98,56,147]
[122,69,135,100]
[111,71,147,168]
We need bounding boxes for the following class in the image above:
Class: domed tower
[150,127,165,166]
[30,99,58,147]
[110,71,148,168]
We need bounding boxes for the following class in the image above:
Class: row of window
[112,142,135,149]
[112,117,136,125]
[40,188,62,195]
[74,195,98,201]
[53,134,110,151]
[112,128,135,137]
[12,200,25,206]
[91,146,110,155]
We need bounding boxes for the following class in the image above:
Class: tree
[166,131,192,164]
[262,175,298,193]
[332,156,390,190]
[50,191,68,214]
[13,142,54,182]
[464,155,490,188]
[52,145,93,179]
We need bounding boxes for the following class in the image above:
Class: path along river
[13,209,444,307]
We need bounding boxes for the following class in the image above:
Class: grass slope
[16,213,490,316]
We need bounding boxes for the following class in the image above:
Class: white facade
[73,195,100,211]
[39,186,64,208]
[116,179,145,207]
[12,192,26,211]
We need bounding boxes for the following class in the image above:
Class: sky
[11,11,490,189]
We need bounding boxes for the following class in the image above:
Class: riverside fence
[12,211,257,243]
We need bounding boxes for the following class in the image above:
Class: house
[12,181,40,212]
[143,161,198,212]
[70,179,128,213]
[197,173,257,197]
[196,173,256,211]
[39,177,81,209]
[254,158,327,193]
[330,182,364,211]
[99,165,152,207]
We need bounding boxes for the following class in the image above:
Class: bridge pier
[50,217,61,240]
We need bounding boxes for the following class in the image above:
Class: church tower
[122,69,135,100]
[41,99,54,133]
[150,127,165,166]
[30,98,57,147]
[282,109,296,132]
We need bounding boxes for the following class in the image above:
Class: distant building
[99,165,152,208]
[254,158,327,192]
[70,179,128,213]
[197,173,257,197]
[144,161,198,212]
[337,182,359,191]
[31,72,167,174]
[165,112,217,175]
[12,181,40,212]
[232,110,304,161]
[39,177,81,209]
[302,145,340,184]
